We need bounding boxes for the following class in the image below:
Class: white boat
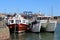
[28,16,42,32]
[45,20,57,32]
[37,16,57,32]
[31,20,41,32]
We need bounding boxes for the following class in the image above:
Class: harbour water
[54,23,60,40]
[9,23,60,40]
[10,32,54,40]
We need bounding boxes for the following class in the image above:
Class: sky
[0,0,60,16]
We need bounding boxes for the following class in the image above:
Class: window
[23,20,25,23]
[37,17,41,20]
[10,20,14,23]
[16,20,21,23]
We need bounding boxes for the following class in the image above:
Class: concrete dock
[0,20,10,40]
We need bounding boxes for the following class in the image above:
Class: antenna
[4,9,6,14]
[39,11,40,14]
[51,6,53,16]
[16,8,19,14]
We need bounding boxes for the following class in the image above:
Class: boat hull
[8,24,28,33]
[31,22,41,32]
[46,20,57,32]
[40,20,57,32]
[17,24,27,33]
[8,24,17,33]
[40,20,48,28]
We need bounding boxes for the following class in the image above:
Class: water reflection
[54,23,60,40]
[10,32,54,40]
[9,23,60,40]
[41,32,54,40]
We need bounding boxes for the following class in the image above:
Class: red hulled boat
[7,14,29,33]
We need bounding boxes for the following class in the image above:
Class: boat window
[16,20,21,23]
[37,17,49,20]
[37,17,41,20]
[42,17,49,20]
[54,17,57,19]
[23,20,25,23]
[10,20,14,23]
[41,17,47,20]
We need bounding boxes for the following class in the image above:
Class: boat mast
[51,6,53,17]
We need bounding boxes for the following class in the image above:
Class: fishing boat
[37,16,57,32]
[31,20,41,32]
[29,17,41,32]
[45,20,57,32]
[7,14,29,33]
